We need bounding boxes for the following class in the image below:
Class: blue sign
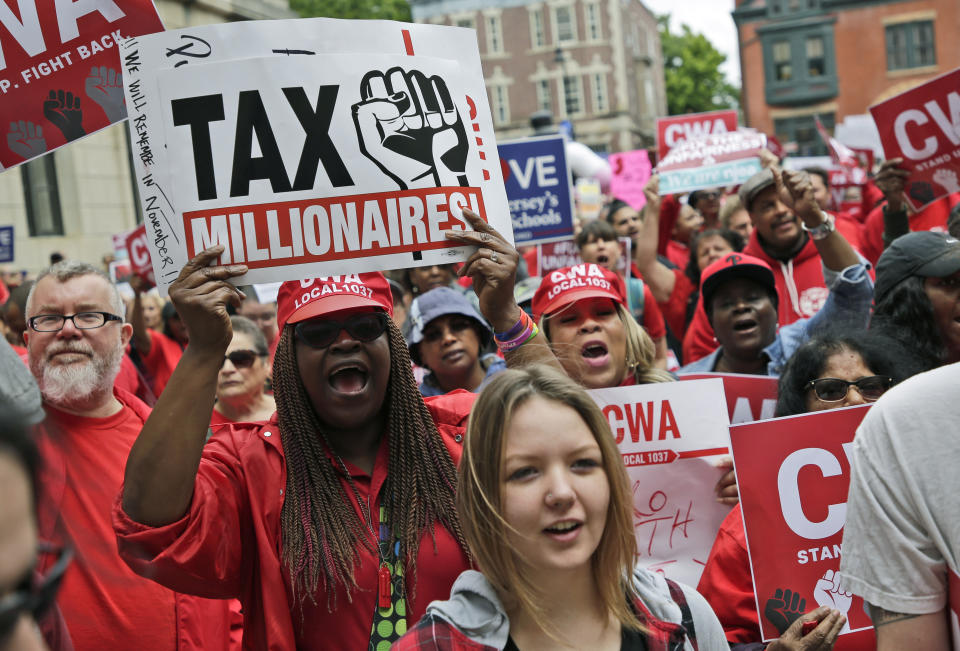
[498,135,575,246]
[0,226,12,263]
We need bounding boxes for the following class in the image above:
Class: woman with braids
[112,210,558,650]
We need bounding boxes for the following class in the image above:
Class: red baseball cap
[276,273,394,330]
[531,264,627,320]
[700,253,777,311]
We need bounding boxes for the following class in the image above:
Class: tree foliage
[289,0,411,21]
[658,14,740,115]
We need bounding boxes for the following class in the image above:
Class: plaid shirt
[391,577,700,651]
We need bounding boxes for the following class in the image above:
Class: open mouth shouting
[580,340,610,368]
[327,361,370,396]
[732,316,759,337]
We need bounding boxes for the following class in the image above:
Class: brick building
[734,0,959,155]
[0,0,295,272]
[411,0,667,153]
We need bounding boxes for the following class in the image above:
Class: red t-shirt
[639,283,666,340]
[35,392,231,650]
[859,194,960,266]
[142,330,184,396]
[658,269,696,341]
[665,240,690,272]
[697,504,760,643]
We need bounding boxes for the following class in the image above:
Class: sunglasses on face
[0,543,72,642]
[294,312,389,349]
[805,376,893,402]
[221,349,264,370]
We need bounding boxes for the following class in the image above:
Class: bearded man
[24,261,231,651]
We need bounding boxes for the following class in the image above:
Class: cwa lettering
[602,400,681,444]
[893,91,960,160]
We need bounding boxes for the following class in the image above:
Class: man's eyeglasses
[28,312,122,332]
[221,349,265,370]
[805,376,893,402]
[0,543,72,641]
[294,312,389,349]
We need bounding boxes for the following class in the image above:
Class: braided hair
[273,318,466,609]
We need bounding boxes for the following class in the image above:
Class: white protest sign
[589,378,732,586]
[121,19,510,294]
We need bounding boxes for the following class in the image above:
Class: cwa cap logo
[276,273,393,330]
[531,263,627,320]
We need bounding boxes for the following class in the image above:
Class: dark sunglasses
[294,312,389,349]
[0,542,72,640]
[805,376,893,402]
[221,349,264,369]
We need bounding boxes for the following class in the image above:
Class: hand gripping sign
[0,0,164,171]
[729,406,876,649]
[121,19,510,294]
[589,378,732,587]
[870,66,960,211]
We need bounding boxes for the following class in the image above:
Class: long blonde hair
[458,365,646,638]
[540,303,673,385]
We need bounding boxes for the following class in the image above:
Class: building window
[585,3,601,41]
[486,15,503,54]
[591,73,608,113]
[22,154,64,237]
[491,85,510,125]
[530,9,545,48]
[773,41,792,81]
[562,75,582,116]
[886,21,936,71]
[536,79,552,112]
[769,0,818,15]
[774,114,834,157]
[806,36,825,77]
[554,6,576,44]
[455,17,475,30]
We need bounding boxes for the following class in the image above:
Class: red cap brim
[536,286,623,321]
[284,294,387,327]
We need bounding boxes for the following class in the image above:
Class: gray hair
[26,261,126,319]
[229,315,269,356]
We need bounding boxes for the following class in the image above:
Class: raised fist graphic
[933,168,960,195]
[7,120,46,160]
[85,66,126,122]
[813,569,852,633]
[352,67,469,190]
[43,90,86,142]
[764,588,805,635]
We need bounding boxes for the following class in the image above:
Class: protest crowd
[2,12,960,651]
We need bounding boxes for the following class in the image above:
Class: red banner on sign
[656,109,738,161]
[678,372,779,424]
[125,223,155,288]
[730,406,876,648]
[0,0,165,170]
[536,239,582,276]
[869,66,960,211]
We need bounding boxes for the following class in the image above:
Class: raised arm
[446,209,563,372]
[633,175,677,302]
[774,167,860,272]
[874,158,912,249]
[121,247,247,526]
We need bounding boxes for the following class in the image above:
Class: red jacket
[859,194,960,266]
[696,504,760,643]
[113,391,476,651]
[744,231,827,326]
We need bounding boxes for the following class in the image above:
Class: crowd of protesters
[2,135,960,651]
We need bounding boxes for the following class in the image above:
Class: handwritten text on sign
[730,406,876,648]
[590,379,732,587]
[122,19,510,294]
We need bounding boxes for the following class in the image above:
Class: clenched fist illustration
[352,67,469,190]
[7,120,46,160]
[813,569,851,633]
[85,66,126,122]
[43,90,86,142]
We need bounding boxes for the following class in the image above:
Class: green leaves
[658,14,740,115]
[289,0,412,21]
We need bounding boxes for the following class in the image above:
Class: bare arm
[868,604,950,651]
[121,248,247,526]
[774,168,860,272]
[446,209,563,373]
[633,176,677,303]
[129,275,152,357]
[874,158,912,248]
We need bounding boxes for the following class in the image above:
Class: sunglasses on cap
[221,349,265,370]
[294,312,389,349]
[805,376,893,403]
[0,542,72,641]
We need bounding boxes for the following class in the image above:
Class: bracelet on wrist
[495,312,528,340]
[498,323,539,352]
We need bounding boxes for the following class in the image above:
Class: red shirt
[697,504,760,643]
[35,390,231,651]
[639,283,667,340]
[665,240,690,272]
[859,195,960,266]
[743,231,827,326]
[658,269,696,341]
[142,330,184,396]
[114,391,476,651]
